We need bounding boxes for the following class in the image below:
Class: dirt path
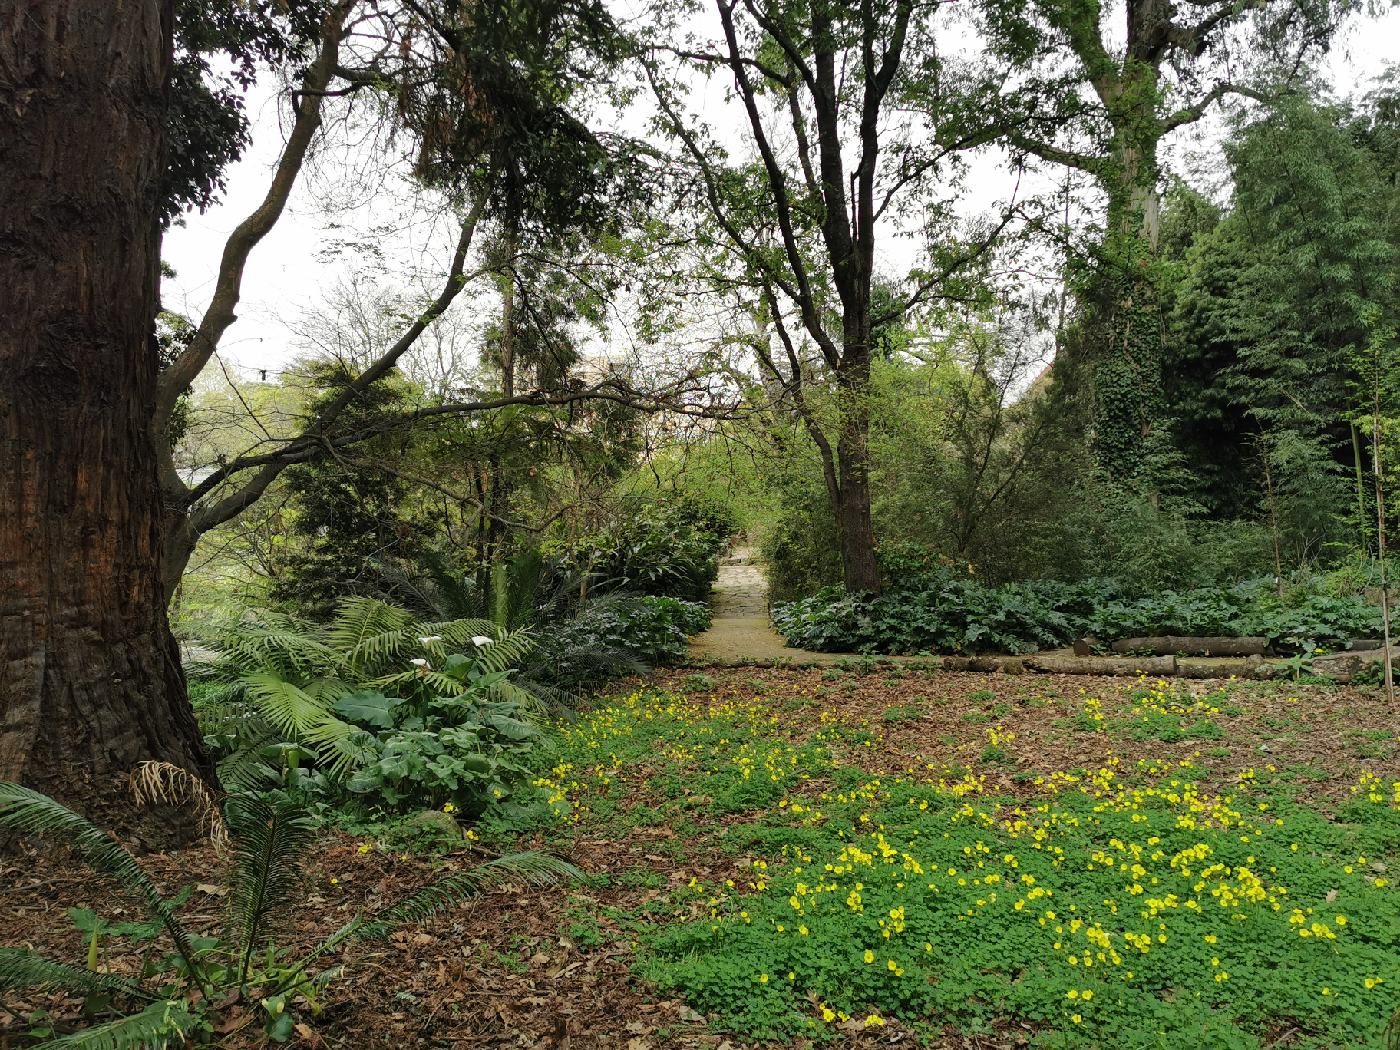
[687,546,852,665]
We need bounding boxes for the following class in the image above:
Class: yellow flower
[863,949,875,964]
[1081,990,1094,1001]
[821,1006,836,1022]
[442,802,458,814]
[1365,978,1383,990]
[356,842,373,854]
[1071,1013,1082,1024]
[1066,990,1079,1000]
[465,828,479,842]
[864,1014,886,1027]
[758,973,769,984]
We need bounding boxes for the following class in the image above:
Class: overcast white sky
[161,5,1400,384]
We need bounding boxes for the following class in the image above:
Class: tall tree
[647,0,1009,592]
[1170,93,1400,560]
[152,0,665,597]
[0,0,215,821]
[0,0,686,817]
[985,0,1351,481]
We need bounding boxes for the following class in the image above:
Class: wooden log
[1025,654,1178,677]
[1311,645,1399,681]
[1109,635,1269,657]
[1175,658,1270,680]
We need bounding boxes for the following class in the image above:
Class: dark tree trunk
[834,340,880,594]
[0,0,215,827]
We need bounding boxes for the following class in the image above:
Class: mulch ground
[3,668,1395,1049]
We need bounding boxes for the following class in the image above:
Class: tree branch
[156,3,352,428]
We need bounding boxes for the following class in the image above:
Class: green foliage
[545,495,733,603]
[0,784,576,1050]
[193,596,541,813]
[1167,93,1400,560]
[270,365,428,618]
[164,1,325,226]
[642,764,1399,1045]
[528,688,1400,1046]
[772,567,1383,656]
[529,594,712,692]
[343,700,542,817]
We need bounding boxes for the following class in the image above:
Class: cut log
[1109,636,1269,657]
[1175,657,1269,680]
[1025,654,1178,676]
[1310,645,1398,682]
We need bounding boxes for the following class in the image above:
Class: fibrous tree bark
[0,0,215,823]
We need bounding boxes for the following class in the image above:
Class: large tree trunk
[1081,129,1166,484]
[834,351,881,593]
[0,0,214,831]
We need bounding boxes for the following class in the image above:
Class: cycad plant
[0,783,576,1048]
[192,597,537,792]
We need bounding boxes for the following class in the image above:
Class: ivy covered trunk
[0,0,215,827]
[834,334,881,594]
[1083,125,1167,484]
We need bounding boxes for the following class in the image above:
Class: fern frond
[211,617,333,679]
[417,618,501,647]
[369,668,467,697]
[0,949,151,1001]
[215,740,281,793]
[355,851,579,940]
[300,717,374,780]
[482,678,543,716]
[29,998,198,1050]
[471,628,537,674]
[326,597,414,672]
[242,674,330,738]
[223,795,317,982]
[0,785,196,967]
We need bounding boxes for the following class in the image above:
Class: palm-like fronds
[27,999,198,1050]
[223,795,318,982]
[208,610,335,681]
[353,851,580,941]
[0,786,196,968]
[0,949,151,1001]
[196,597,544,782]
[324,596,416,671]
[468,627,537,675]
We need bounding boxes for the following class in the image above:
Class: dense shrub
[545,495,733,602]
[771,569,1382,656]
[530,594,711,690]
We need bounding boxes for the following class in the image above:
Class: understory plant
[527,594,712,691]
[0,783,576,1048]
[772,569,1383,655]
[192,597,539,810]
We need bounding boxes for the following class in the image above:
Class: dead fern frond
[129,761,228,851]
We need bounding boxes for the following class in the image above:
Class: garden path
[687,546,850,665]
